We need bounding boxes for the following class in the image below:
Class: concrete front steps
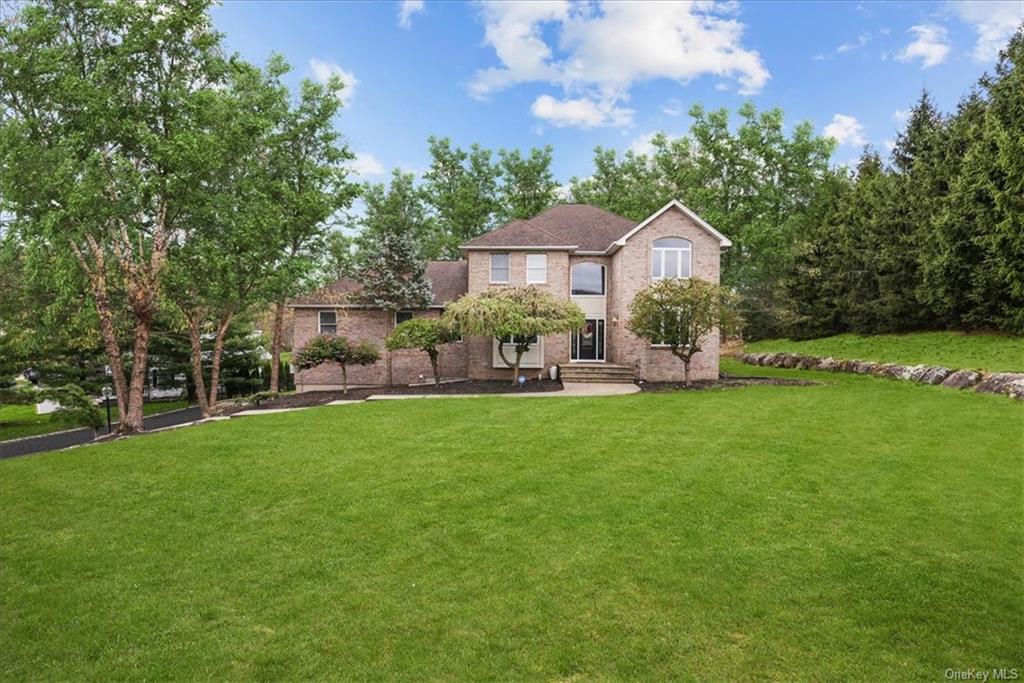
[558,363,636,383]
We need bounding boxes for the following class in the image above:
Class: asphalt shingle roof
[461,204,637,252]
[288,260,468,307]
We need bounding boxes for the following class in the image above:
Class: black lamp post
[101,385,112,434]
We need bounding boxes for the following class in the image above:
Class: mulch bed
[238,379,564,410]
[637,375,822,392]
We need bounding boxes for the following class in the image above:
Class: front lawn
[743,330,1024,372]
[1,364,1020,679]
[0,399,190,442]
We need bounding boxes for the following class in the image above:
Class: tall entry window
[651,237,692,280]
[571,262,605,295]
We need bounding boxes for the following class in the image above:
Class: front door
[571,318,605,361]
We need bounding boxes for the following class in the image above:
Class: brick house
[289,200,731,391]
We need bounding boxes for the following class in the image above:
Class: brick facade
[293,307,468,392]
[290,202,727,390]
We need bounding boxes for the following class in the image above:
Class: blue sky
[211,0,1024,182]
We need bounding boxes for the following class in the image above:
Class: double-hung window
[651,237,692,280]
[490,253,510,283]
[318,310,337,334]
[525,254,547,283]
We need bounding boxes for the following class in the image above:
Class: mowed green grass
[1,363,1021,680]
[744,331,1024,372]
[0,400,189,442]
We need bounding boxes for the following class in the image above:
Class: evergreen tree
[354,171,433,384]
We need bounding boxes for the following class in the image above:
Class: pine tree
[354,171,432,384]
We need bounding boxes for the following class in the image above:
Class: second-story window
[651,237,692,280]
[490,253,510,283]
[526,254,547,283]
[318,310,337,334]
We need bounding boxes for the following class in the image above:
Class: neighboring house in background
[288,200,731,391]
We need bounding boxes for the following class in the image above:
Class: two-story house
[289,200,731,391]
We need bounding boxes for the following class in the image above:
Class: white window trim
[651,242,693,281]
[318,310,337,334]
[525,253,547,284]
[492,335,544,369]
[490,253,510,284]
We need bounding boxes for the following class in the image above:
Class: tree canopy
[627,279,741,387]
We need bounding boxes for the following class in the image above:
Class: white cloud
[661,97,684,117]
[892,109,910,124]
[951,0,1024,62]
[884,138,896,152]
[350,152,385,177]
[837,33,871,53]
[824,114,867,147]
[470,0,769,128]
[309,58,359,106]
[896,24,950,68]
[629,131,660,156]
[530,94,633,128]
[398,0,425,29]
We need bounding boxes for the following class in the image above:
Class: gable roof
[460,204,635,252]
[615,199,732,249]
[288,260,469,308]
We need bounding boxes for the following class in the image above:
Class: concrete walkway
[365,382,639,400]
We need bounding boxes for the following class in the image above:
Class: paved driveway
[0,406,203,459]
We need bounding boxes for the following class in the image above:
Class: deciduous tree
[444,287,584,385]
[627,279,741,387]
[385,317,461,386]
[294,335,379,395]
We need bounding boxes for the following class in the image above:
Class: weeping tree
[385,317,461,386]
[444,286,584,385]
[293,334,380,395]
[627,279,741,387]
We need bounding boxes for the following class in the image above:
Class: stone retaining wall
[738,352,1024,401]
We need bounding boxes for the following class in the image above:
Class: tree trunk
[186,317,211,417]
[684,358,691,388]
[512,348,525,386]
[120,316,152,435]
[94,288,129,421]
[269,298,285,392]
[341,364,348,395]
[429,351,440,386]
[207,315,232,411]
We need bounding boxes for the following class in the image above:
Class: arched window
[571,262,605,295]
[651,237,692,280]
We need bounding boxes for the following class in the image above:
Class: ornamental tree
[386,318,461,386]
[627,279,741,387]
[294,335,380,395]
[443,286,585,385]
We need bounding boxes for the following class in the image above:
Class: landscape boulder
[852,361,879,375]
[917,366,953,385]
[941,370,983,389]
[816,357,838,371]
[796,356,818,369]
[975,373,1024,400]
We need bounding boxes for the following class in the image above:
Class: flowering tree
[386,318,461,386]
[628,279,741,387]
[444,286,584,385]
[294,335,380,395]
